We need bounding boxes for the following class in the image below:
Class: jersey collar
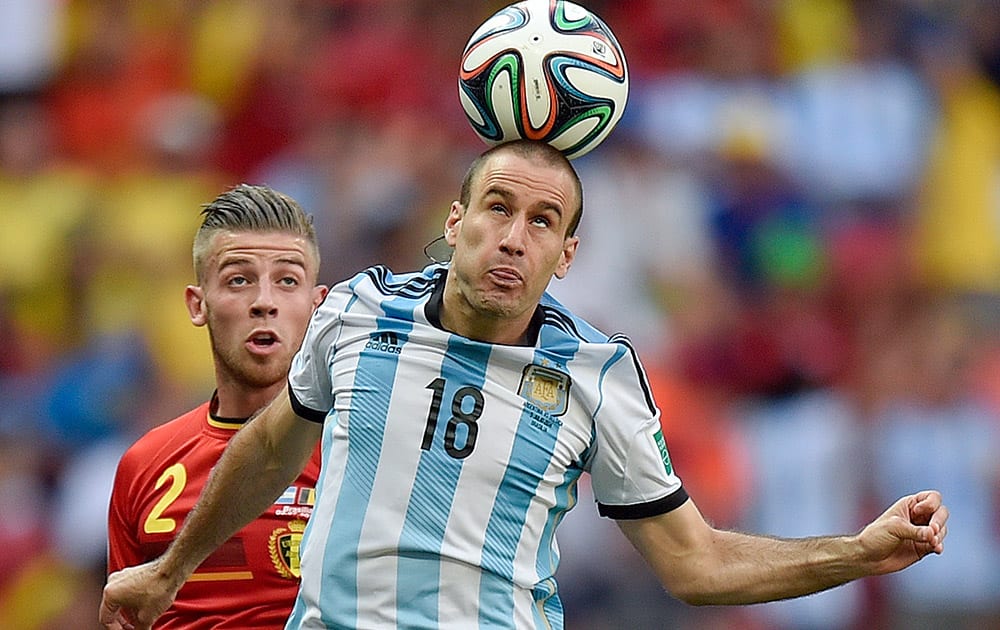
[207,390,251,429]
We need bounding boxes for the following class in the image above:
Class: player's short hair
[459,140,584,237]
[192,184,321,282]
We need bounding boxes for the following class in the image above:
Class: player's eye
[228,276,250,286]
[279,276,300,287]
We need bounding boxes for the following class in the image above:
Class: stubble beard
[462,277,531,323]
[208,330,288,390]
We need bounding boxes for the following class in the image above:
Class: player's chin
[475,292,523,318]
[239,358,291,387]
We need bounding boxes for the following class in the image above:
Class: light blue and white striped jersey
[286,264,687,630]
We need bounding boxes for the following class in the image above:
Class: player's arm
[617,491,948,606]
[99,387,322,630]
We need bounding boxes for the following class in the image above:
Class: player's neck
[213,380,284,418]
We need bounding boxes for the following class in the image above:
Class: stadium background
[1,1,998,628]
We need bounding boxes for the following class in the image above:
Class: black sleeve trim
[607,333,658,416]
[287,381,329,424]
[598,487,690,520]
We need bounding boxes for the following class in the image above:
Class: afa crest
[268,519,307,579]
[518,364,571,416]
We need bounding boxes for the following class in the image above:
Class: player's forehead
[207,230,314,268]
[473,152,577,209]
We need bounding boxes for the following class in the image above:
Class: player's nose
[499,217,527,256]
[250,283,278,317]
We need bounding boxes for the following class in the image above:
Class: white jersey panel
[285,265,685,630]
[587,334,683,509]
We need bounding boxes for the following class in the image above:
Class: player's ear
[312,285,328,309]
[444,201,463,246]
[553,235,579,280]
[185,285,207,326]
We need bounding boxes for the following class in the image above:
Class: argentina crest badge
[518,364,571,416]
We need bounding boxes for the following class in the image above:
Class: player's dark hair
[192,183,320,282]
[459,140,584,237]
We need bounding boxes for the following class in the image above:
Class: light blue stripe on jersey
[534,319,589,627]
[534,467,581,628]
[318,314,414,629]
[593,342,627,420]
[396,336,492,628]
[478,410,558,626]
[479,324,583,628]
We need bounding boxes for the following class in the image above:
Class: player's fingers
[131,607,160,630]
[99,597,140,630]
[100,616,133,630]
[929,503,949,531]
[98,599,120,627]
[912,490,942,514]
[906,491,943,528]
[934,523,948,553]
[914,517,948,555]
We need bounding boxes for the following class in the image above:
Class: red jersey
[108,400,321,629]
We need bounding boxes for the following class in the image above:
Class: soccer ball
[459,0,628,160]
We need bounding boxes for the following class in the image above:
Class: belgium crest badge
[269,519,307,579]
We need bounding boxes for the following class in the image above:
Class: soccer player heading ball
[101,141,947,630]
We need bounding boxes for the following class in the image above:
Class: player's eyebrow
[274,255,308,269]
[217,256,253,271]
[484,186,564,218]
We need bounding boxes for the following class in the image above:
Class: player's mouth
[487,266,523,287]
[247,330,281,354]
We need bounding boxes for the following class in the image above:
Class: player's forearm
[675,529,869,605]
[157,394,318,581]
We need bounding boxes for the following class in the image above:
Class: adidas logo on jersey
[365,331,403,354]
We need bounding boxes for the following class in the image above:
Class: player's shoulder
[537,293,646,379]
[352,263,443,297]
[323,264,443,312]
[538,291,617,345]
[119,402,209,461]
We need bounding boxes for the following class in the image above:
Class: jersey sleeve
[587,338,688,520]
[288,281,350,422]
[106,445,146,573]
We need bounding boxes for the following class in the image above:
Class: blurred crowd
[1,1,999,629]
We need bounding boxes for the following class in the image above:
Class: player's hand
[99,559,181,630]
[856,490,948,575]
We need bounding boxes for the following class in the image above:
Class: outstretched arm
[618,490,947,606]
[99,388,322,630]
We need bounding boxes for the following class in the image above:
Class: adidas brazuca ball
[459,0,628,160]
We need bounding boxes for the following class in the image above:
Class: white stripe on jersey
[286,264,684,630]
